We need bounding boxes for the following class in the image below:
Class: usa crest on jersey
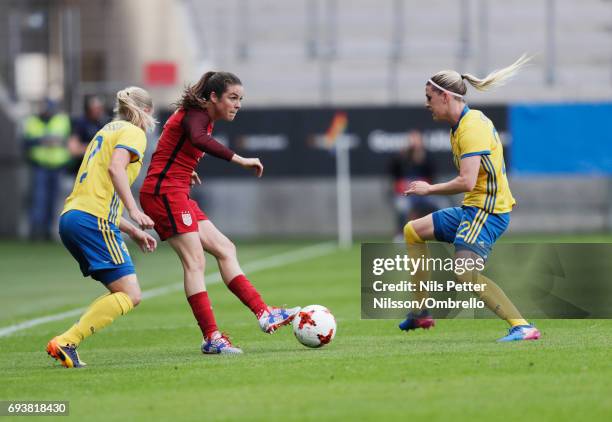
[181,211,193,226]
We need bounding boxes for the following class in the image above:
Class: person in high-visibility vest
[23,99,71,240]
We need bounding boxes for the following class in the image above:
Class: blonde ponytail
[428,54,531,96]
[461,54,531,92]
[114,86,157,132]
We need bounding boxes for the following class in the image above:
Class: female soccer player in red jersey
[140,71,299,354]
[47,87,157,367]
[399,55,541,342]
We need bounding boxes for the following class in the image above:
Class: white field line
[0,242,337,338]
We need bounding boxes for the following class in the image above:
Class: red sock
[187,291,218,339]
[228,274,268,317]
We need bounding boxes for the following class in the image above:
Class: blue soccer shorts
[431,206,510,259]
[59,210,135,284]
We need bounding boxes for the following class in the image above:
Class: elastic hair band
[427,79,463,98]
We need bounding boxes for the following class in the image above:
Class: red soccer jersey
[141,108,235,195]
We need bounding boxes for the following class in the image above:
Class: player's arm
[108,148,154,229]
[405,155,480,196]
[118,218,157,253]
[183,109,263,177]
[183,109,235,160]
[231,154,263,177]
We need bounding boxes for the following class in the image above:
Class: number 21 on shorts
[455,221,471,240]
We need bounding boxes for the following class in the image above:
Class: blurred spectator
[67,95,110,174]
[388,130,438,239]
[23,99,71,240]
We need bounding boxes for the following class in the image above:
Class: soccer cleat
[497,324,541,342]
[258,306,301,334]
[46,337,86,368]
[398,309,435,332]
[201,331,243,355]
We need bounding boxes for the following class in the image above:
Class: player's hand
[130,229,157,253]
[240,157,264,178]
[404,181,431,196]
[190,171,202,186]
[129,209,155,230]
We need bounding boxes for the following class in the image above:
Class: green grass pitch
[1,236,611,421]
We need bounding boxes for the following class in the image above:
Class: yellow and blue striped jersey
[450,106,515,214]
[62,120,147,226]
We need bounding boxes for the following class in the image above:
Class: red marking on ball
[298,310,316,329]
[317,329,334,345]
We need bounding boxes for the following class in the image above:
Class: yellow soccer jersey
[450,107,515,213]
[63,120,147,226]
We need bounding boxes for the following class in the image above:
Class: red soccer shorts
[139,192,208,241]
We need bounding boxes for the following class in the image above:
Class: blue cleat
[46,337,87,368]
[399,309,435,332]
[258,306,301,334]
[497,324,541,342]
[202,331,243,355]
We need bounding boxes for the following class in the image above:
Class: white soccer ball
[292,305,337,348]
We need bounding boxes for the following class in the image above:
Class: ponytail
[428,54,531,97]
[461,54,531,92]
[114,86,156,132]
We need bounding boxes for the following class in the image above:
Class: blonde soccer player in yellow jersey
[399,55,541,342]
[46,87,158,367]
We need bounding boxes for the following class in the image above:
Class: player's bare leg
[198,220,299,333]
[168,232,242,354]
